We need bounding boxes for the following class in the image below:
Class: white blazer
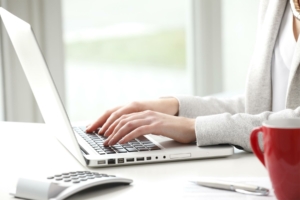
[175,0,300,152]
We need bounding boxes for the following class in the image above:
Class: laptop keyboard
[73,127,161,155]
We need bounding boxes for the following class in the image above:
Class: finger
[103,110,156,146]
[103,117,132,146]
[109,110,154,136]
[86,106,121,132]
[99,106,140,134]
[85,123,91,128]
[103,118,139,146]
[106,119,151,146]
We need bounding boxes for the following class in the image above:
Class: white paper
[134,177,276,200]
[181,177,276,200]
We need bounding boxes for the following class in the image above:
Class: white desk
[0,122,269,200]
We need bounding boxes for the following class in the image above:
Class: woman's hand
[85,98,196,145]
[86,98,179,134]
[102,110,196,146]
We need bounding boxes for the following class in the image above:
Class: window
[62,0,188,121]
[0,0,259,122]
[221,0,259,94]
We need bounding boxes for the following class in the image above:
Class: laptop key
[121,145,132,148]
[103,148,113,151]
[116,149,127,153]
[148,147,161,150]
[133,145,144,148]
[129,142,140,145]
[125,148,138,152]
[136,135,149,141]
[140,141,153,144]
[137,148,148,151]
[113,146,124,149]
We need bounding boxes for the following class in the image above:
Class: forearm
[140,98,179,115]
[173,95,245,118]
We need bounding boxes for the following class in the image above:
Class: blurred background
[0,0,259,123]
[63,0,188,121]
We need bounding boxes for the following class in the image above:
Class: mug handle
[250,127,265,166]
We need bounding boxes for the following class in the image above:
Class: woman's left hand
[102,110,196,146]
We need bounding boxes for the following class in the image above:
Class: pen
[192,179,270,196]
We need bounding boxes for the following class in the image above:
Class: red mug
[250,119,300,200]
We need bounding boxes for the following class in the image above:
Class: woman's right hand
[86,98,179,134]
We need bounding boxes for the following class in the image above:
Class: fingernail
[119,139,125,144]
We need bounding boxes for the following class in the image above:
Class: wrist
[159,97,179,115]
[175,117,196,143]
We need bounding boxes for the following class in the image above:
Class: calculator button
[73,180,80,183]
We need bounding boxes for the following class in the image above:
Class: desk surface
[0,122,268,200]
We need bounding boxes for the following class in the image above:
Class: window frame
[187,0,223,96]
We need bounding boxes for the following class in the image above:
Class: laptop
[0,7,233,167]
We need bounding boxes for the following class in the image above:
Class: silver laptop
[0,7,233,167]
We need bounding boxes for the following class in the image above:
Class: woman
[86,0,300,152]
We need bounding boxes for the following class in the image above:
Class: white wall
[221,0,260,93]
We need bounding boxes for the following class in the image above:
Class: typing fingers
[99,106,140,134]
[103,113,136,137]
[103,110,159,146]
[86,106,121,132]
[104,119,151,146]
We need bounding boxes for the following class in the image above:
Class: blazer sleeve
[193,107,300,152]
[174,95,300,152]
[173,95,245,117]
